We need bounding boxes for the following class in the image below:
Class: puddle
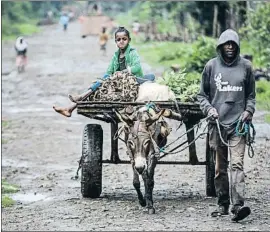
[11,192,51,203]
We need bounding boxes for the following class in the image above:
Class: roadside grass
[2,120,11,144]
[2,196,15,208]
[2,120,11,129]
[265,114,270,123]
[2,179,20,194]
[1,179,20,208]
[256,80,270,111]
[134,38,261,69]
[2,20,40,41]
[135,41,190,69]
[2,139,8,145]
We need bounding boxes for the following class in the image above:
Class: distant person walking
[99,27,109,56]
[59,12,69,31]
[14,36,28,72]
[132,20,140,36]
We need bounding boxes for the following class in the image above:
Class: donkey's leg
[142,156,157,214]
[133,167,146,207]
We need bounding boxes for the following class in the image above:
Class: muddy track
[2,22,270,231]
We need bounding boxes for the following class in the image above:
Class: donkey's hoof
[148,208,156,214]
[139,199,146,207]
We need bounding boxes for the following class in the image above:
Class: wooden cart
[76,101,216,198]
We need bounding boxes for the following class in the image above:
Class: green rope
[235,120,250,136]
[145,102,155,112]
[159,147,165,153]
[218,119,256,158]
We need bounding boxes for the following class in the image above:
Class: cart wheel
[205,134,216,197]
[81,124,103,198]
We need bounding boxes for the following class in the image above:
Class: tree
[240,2,270,66]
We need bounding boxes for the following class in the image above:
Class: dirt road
[2,22,270,231]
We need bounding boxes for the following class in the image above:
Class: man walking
[197,29,256,221]
[59,12,69,31]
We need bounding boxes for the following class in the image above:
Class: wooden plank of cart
[76,100,216,198]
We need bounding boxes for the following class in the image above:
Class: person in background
[132,20,140,37]
[53,26,155,118]
[14,36,28,69]
[59,12,69,31]
[99,27,109,56]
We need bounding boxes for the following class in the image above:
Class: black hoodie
[197,29,256,126]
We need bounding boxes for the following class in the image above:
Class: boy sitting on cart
[53,26,155,117]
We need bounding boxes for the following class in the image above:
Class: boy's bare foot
[68,94,82,103]
[53,106,72,117]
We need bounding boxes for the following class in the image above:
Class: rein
[215,118,256,158]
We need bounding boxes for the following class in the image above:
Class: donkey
[115,105,182,214]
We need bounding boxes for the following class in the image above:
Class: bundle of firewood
[88,72,139,102]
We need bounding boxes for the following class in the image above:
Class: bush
[256,80,270,111]
[2,20,40,40]
[185,36,216,73]
[159,49,184,62]
[157,69,200,102]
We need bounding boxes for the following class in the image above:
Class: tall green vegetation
[117,1,249,42]
[1,1,38,39]
[255,80,270,111]
[240,2,270,67]
[122,2,270,109]
[1,1,70,40]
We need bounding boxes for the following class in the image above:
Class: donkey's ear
[146,109,165,125]
[162,109,182,121]
[124,105,135,115]
[114,108,135,125]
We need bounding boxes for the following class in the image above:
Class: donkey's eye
[124,126,130,133]
[127,140,135,149]
[143,140,150,148]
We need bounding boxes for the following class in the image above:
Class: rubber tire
[81,124,103,198]
[206,134,216,197]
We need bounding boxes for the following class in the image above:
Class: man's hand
[208,108,219,119]
[241,111,252,122]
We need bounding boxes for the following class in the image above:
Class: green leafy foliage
[157,70,200,102]
[240,2,270,67]
[1,1,69,40]
[255,80,270,111]
[155,36,216,73]
[185,36,216,73]
[265,114,270,123]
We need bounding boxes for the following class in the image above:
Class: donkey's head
[115,106,170,174]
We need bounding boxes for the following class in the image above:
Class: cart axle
[102,159,206,165]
